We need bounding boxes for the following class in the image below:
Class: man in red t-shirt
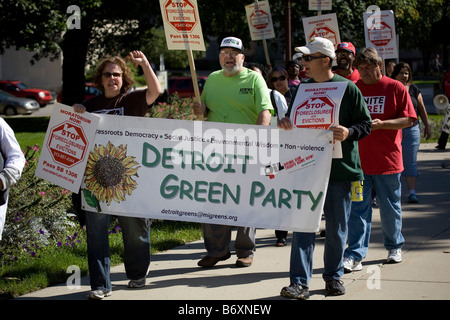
[344,47,417,273]
[334,42,360,83]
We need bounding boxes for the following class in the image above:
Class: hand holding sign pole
[159,0,205,107]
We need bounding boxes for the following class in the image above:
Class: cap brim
[294,46,311,54]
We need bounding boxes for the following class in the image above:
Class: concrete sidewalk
[17,143,450,301]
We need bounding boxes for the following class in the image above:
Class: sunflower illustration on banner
[82,141,140,212]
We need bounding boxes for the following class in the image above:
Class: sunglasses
[102,72,122,78]
[301,55,329,62]
[270,75,287,82]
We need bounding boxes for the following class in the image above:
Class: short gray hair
[355,47,382,67]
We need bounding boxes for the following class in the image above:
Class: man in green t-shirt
[193,36,273,268]
[278,37,372,299]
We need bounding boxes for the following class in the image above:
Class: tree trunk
[60,26,92,106]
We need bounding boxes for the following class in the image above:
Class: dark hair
[245,62,268,80]
[391,62,413,83]
[93,56,134,94]
[267,66,288,90]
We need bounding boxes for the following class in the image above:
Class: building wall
[0,48,62,94]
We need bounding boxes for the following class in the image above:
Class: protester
[334,42,360,82]
[292,53,309,81]
[385,60,396,77]
[286,60,302,93]
[278,37,372,299]
[72,50,161,299]
[344,48,416,273]
[391,62,431,203]
[193,36,273,268]
[0,118,26,240]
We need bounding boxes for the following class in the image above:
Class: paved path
[16,143,450,303]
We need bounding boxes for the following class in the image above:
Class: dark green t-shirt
[287,74,371,182]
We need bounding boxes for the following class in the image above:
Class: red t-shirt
[334,67,360,83]
[356,76,417,175]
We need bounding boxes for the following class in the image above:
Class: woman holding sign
[72,50,161,299]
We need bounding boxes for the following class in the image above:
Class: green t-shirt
[201,68,273,124]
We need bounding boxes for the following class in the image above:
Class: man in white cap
[278,37,372,299]
[193,36,273,268]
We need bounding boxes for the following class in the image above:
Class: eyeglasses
[219,50,241,57]
[270,75,287,82]
[301,55,329,62]
[102,72,122,78]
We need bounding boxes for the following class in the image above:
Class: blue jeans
[86,211,151,291]
[345,173,404,262]
[289,181,352,287]
[402,125,420,177]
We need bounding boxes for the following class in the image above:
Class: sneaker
[387,248,402,263]
[128,277,146,288]
[408,194,419,203]
[87,290,112,300]
[325,280,345,296]
[343,256,362,273]
[280,283,310,300]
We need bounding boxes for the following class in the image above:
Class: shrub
[149,95,200,120]
[0,145,81,266]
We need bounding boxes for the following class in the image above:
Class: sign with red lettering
[290,82,348,158]
[302,13,340,48]
[160,0,205,51]
[35,105,99,192]
[363,9,398,59]
[245,1,275,41]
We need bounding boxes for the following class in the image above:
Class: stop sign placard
[164,0,198,32]
[292,95,336,129]
[47,121,88,168]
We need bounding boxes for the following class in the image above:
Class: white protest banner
[80,116,333,232]
[245,1,275,41]
[302,13,340,48]
[363,9,398,60]
[35,105,99,192]
[289,82,348,158]
[308,0,332,11]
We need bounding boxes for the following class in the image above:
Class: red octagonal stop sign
[292,95,336,129]
[164,0,198,32]
[368,21,393,47]
[46,121,88,168]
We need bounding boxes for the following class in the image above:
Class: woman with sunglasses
[72,50,161,299]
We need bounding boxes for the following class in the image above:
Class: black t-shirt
[82,89,149,116]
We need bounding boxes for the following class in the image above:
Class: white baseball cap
[220,37,244,52]
[295,37,336,59]
[292,52,303,60]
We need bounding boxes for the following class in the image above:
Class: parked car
[56,83,102,103]
[0,80,54,107]
[168,76,207,98]
[0,90,40,115]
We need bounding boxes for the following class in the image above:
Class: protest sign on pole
[245,0,275,66]
[76,116,333,233]
[363,8,398,62]
[302,13,340,49]
[35,105,99,193]
[159,0,205,105]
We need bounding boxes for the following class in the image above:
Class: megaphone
[433,94,449,114]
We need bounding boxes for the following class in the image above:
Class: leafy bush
[0,145,81,265]
[149,95,200,120]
